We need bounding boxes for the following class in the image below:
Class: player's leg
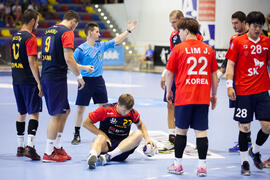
[87,134,109,169]
[72,105,86,145]
[168,103,176,143]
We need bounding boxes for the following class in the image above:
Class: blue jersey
[73,40,115,77]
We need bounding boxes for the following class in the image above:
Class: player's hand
[127,20,137,32]
[78,78,85,90]
[166,90,173,104]
[227,87,236,100]
[160,76,165,90]
[145,139,157,149]
[37,83,43,97]
[210,95,217,110]
[84,65,94,73]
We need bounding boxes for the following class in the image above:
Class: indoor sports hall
[0,0,270,179]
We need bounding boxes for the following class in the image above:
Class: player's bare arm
[28,55,43,97]
[211,71,218,110]
[114,21,137,45]
[136,120,157,148]
[77,64,95,73]
[226,60,236,100]
[165,70,174,104]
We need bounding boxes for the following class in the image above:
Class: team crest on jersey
[243,45,248,49]
[110,118,117,124]
[173,35,178,43]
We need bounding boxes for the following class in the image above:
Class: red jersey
[89,103,140,139]
[225,34,270,95]
[167,39,218,106]
[170,30,181,50]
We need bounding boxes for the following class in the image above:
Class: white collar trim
[248,36,260,44]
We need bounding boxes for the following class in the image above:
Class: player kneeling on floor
[83,93,157,169]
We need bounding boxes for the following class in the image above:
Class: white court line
[210,168,221,170]
[161,174,172,177]
[0,83,12,88]
[145,177,157,180]
[226,166,236,169]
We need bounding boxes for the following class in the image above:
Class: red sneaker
[17,147,25,157]
[42,151,67,162]
[54,147,71,160]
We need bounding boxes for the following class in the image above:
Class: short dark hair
[231,11,246,22]
[118,94,134,110]
[178,17,199,35]
[63,10,80,22]
[169,10,184,19]
[84,22,99,36]
[246,11,265,25]
[21,9,39,25]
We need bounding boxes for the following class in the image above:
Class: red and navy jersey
[89,103,140,139]
[11,31,37,85]
[41,24,74,81]
[170,30,181,51]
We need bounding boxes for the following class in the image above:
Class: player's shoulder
[260,34,270,42]
[170,30,179,37]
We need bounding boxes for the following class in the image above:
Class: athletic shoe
[197,167,207,177]
[263,157,270,168]
[241,161,250,176]
[24,146,40,160]
[42,151,67,162]
[248,148,264,169]
[228,142,252,152]
[169,134,175,144]
[16,147,24,157]
[168,164,184,175]
[54,147,71,160]
[71,134,81,145]
[99,154,111,166]
[87,154,98,169]
[158,141,174,153]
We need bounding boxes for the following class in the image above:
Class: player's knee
[239,124,250,132]
[77,106,85,114]
[96,134,107,141]
[261,125,270,134]
[134,130,143,139]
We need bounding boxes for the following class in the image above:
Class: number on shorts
[235,108,247,118]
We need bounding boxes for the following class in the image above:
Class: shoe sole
[24,154,40,161]
[168,170,184,175]
[88,155,97,169]
[197,173,207,177]
[241,172,250,176]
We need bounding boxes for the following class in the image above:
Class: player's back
[11,31,36,85]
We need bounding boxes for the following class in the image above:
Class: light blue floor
[0,70,269,179]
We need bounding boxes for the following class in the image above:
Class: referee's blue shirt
[73,39,115,77]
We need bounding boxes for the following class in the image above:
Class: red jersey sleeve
[62,31,74,49]
[166,47,178,73]
[131,109,140,124]
[26,36,37,56]
[88,106,106,123]
[225,38,239,62]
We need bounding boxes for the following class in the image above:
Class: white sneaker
[99,154,111,166]
[158,141,174,153]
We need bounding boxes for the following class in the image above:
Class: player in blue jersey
[41,10,94,162]
[71,21,137,145]
[11,9,42,160]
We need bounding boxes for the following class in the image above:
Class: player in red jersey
[226,11,270,176]
[83,94,156,169]
[166,18,218,177]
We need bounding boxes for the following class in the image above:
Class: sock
[252,144,262,154]
[27,135,35,147]
[16,121,25,136]
[240,151,249,164]
[45,139,55,155]
[239,131,249,151]
[255,129,269,146]
[75,126,80,135]
[198,159,207,168]
[168,129,175,135]
[89,149,97,157]
[247,131,252,143]
[17,135,24,147]
[54,132,62,149]
[174,135,187,158]
[174,158,182,166]
[108,147,122,159]
[196,137,208,160]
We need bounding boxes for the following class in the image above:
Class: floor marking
[226,166,236,169]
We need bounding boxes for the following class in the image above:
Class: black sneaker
[169,134,175,145]
[241,161,250,176]
[24,146,41,160]
[71,134,81,145]
[249,148,264,169]
[17,147,25,157]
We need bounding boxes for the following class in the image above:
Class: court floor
[0,70,269,180]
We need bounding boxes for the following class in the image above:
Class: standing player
[159,10,183,152]
[11,9,42,160]
[226,11,270,175]
[166,18,218,177]
[41,10,93,162]
[217,11,252,152]
[71,21,137,145]
[83,94,156,169]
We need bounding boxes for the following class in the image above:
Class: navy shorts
[75,76,108,106]
[13,84,42,115]
[175,104,209,130]
[163,77,176,103]
[229,99,236,108]
[41,80,70,116]
[234,91,270,124]
[105,138,137,161]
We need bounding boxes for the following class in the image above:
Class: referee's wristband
[226,80,233,88]
[76,74,83,80]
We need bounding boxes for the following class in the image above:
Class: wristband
[161,69,167,77]
[226,80,233,88]
[76,74,83,80]
[127,29,132,33]
[217,70,223,79]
